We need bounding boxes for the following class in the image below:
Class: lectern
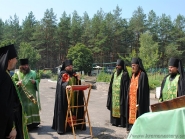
[65,85,93,139]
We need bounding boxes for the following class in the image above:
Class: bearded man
[52,59,86,134]
[12,58,41,130]
[159,57,185,101]
[107,59,130,127]
[126,57,150,132]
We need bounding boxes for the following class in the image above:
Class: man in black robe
[0,44,29,139]
[126,57,150,132]
[107,59,130,127]
[52,59,86,134]
[159,57,185,101]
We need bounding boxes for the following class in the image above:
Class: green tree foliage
[147,10,159,42]
[0,6,185,70]
[57,12,71,61]
[139,32,160,70]
[18,42,41,69]
[0,39,15,48]
[33,8,58,68]
[32,22,47,66]
[129,6,147,53]
[90,8,105,63]
[118,50,137,65]
[69,10,82,46]
[171,14,185,60]
[165,43,183,59]
[0,19,4,40]
[81,12,92,47]
[21,12,37,43]
[67,43,93,74]
[2,14,21,49]
[158,14,173,65]
[113,6,130,57]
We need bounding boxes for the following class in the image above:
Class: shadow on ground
[29,125,58,139]
[29,125,126,139]
[76,126,126,139]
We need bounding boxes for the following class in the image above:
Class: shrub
[96,72,112,82]
[148,73,165,89]
[149,79,161,90]
[51,74,58,81]
[40,70,53,79]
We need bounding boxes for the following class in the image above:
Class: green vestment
[162,74,180,101]
[112,71,123,118]
[12,70,41,126]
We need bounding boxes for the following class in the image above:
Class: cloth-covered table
[127,107,185,139]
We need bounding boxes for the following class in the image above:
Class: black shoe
[27,123,40,131]
[112,124,118,127]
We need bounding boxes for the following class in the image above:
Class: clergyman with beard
[52,59,86,134]
[12,58,41,130]
[126,57,150,132]
[107,59,130,127]
[159,57,185,102]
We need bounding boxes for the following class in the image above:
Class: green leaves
[139,32,160,70]
[0,39,15,48]
[0,6,185,71]
[67,43,93,74]
[18,42,41,69]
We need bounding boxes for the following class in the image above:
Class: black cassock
[106,71,130,127]
[0,71,24,139]
[126,71,150,131]
[52,70,86,134]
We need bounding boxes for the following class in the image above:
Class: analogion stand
[65,85,93,139]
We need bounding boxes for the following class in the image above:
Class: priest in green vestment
[159,57,185,102]
[127,57,185,139]
[107,59,130,127]
[12,58,41,130]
